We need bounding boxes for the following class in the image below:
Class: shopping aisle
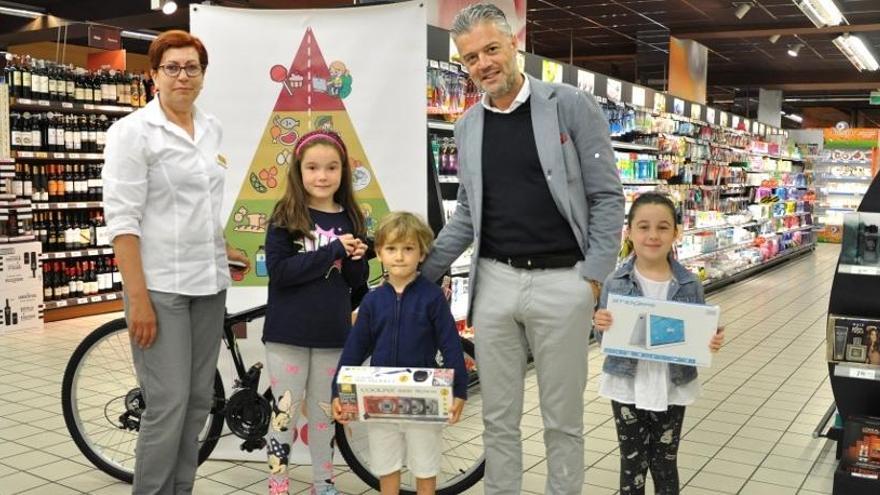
[0,244,841,494]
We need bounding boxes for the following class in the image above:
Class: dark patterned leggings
[611,401,686,495]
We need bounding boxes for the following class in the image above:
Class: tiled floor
[0,244,843,494]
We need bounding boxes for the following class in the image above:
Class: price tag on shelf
[18,151,33,158]
[61,102,73,109]
[90,296,102,303]
[439,61,450,71]
[849,367,876,380]
[429,60,439,69]
[55,300,68,308]
[35,203,48,210]
[60,252,70,258]
[87,250,98,256]
[53,152,65,159]
[35,152,48,158]
[37,100,50,106]
[106,293,117,300]
[56,203,68,209]
[69,153,81,159]
[18,98,33,105]
[73,202,86,208]
[83,104,95,110]
[77,298,88,305]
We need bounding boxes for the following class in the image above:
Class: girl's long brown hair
[270,130,366,240]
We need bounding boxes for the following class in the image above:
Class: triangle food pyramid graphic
[225,28,388,286]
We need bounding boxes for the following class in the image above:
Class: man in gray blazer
[421,4,624,495]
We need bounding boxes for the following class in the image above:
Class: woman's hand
[128,295,158,349]
[449,398,466,425]
[227,247,250,272]
[593,309,613,332]
[709,326,725,353]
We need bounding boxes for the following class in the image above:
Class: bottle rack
[2,63,132,320]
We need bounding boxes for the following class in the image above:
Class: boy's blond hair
[374,212,434,255]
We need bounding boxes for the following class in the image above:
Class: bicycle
[61,304,485,494]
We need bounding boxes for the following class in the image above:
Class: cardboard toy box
[336,366,453,423]
[600,294,721,367]
[827,315,880,366]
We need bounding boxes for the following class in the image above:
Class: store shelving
[10,97,135,116]
[13,151,104,161]
[43,290,122,310]
[41,247,113,260]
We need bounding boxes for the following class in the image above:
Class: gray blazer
[422,75,625,321]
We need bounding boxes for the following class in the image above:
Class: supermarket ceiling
[1,0,880,126]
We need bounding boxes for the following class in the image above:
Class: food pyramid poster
[225,28,388,285]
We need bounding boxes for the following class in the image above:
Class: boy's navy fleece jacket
[262,209,368,348]
[333,274,468,399]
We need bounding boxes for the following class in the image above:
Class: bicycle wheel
[61,318,226,483]
[335,338,485,495]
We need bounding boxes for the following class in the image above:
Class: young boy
[332,212,467,495]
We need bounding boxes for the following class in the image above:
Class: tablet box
[336,366,454,423]
[601,294,721,367]
[827,315,880,365]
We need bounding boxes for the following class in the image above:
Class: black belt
[488,254,581,270]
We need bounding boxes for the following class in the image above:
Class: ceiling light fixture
[0,4,45,19]
[788,44,803,57]
[769,34,781,44]
[162,1,177,15]
[733,2,753,19]
[121,30,159,41]
[785,113,804,123]
[150,0,177,15]
[794,0,843,28]
[833,34,880,71]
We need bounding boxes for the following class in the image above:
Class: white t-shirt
[598,266,701,411]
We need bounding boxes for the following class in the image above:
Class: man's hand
[449,398,466,425]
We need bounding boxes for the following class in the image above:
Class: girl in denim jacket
[593,192,724,495]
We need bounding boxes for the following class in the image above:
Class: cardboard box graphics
[601,294,720,367]
[841,416,880,480]
[336,366,453,423]
[827,315,880,366]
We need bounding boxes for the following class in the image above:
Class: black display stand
[827,172,880,494]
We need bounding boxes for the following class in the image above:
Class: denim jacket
[596,256,705,385]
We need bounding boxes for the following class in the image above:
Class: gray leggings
[265,343,341,493]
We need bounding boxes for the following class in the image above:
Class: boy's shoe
[313,485,341,495]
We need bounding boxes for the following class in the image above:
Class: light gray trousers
[127,289,226,495]
[472,259,593,495]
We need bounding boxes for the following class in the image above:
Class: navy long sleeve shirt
[263,209,368,348]
[333,275,468,399]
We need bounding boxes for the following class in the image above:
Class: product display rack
[1,60,147,320]
[824,176,880,493]
[813,147,876,243]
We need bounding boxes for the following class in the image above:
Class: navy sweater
[263,209,368,348]
[333,275,468,399]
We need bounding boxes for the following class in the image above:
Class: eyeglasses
[158,63,204,78]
